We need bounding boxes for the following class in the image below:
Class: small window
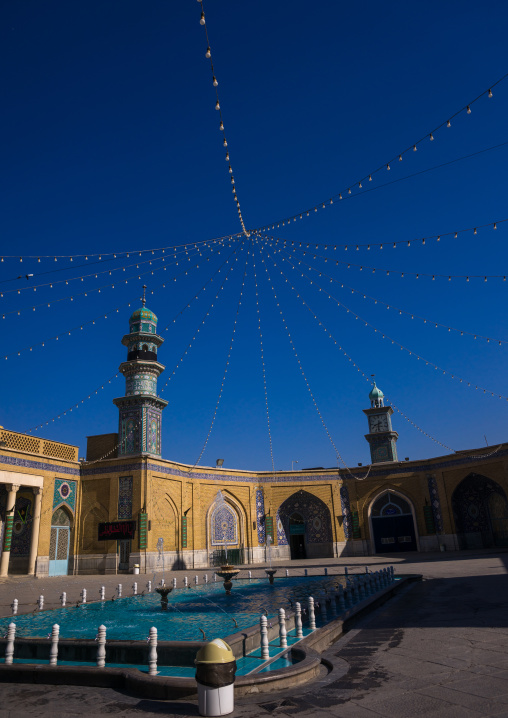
[142,344,148,351]
[372,491,412,517]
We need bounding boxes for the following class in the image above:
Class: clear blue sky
[1,0,507,471]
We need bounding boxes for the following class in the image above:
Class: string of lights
[260,234,508,401]
[1,239,234,329]
[159,242,245,394]
[27,373,120,434]
[0,238,228,299]
[197,0,249,236]
[0,231,243,263]
[251,245,276,475]
[269,240,507,345]
[3,245,231,360]
[255,233,458,455]
[255,238,372,480]
[190,251,249,469]
[254,73,507,231]
[279,238,508,283]
[271,216,506,253]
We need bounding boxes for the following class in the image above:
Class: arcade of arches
[1,425,508,575]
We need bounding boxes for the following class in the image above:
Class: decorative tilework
[276,490,333,546]
[53,479,76,512]
[0,455,79,475]
[339,484,353,539]
[211,503,238,546]
[255,490,266,544]
[118,476,133,519]
[452,473,508,539]
[427,474,443,534]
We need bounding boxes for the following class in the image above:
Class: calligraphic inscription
[98,521,136,541]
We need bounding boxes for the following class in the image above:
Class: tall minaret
[363,381,399,463]
[113,287,168,456]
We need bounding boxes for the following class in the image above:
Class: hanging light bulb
[348,188,351,194]
[225,151,229,160]
[359,181,362,188]
[200,11,205,24]
[386,163,390,170]
[228,165,233,173]
[467,105,471,114]
[330,199,333,205]
[215,100,220,110]
[422,238,426,245]
[429,133,434,141]
[339,193,342,199]
[474,228,477,234]
[219,121,224,130]
[454,232,458,238]
[398,154,402,161]
[447,119,451,127]
[494,222,497,230]
[223,139,227,147]
[488,88,493,98]
[413,145,417,151]
[213,76,218,87]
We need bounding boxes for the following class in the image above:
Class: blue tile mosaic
[339,484,353,539]
[276,490,332,546]
[211,503,238,546]
[427,474,443,534]
[255,489,266,544]
[52,479,76,512]
[118,476,133,519]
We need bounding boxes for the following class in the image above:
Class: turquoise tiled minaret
[113,287,168,456]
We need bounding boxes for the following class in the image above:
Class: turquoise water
[1,575,349,641]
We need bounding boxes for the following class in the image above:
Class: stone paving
[0,550,507,716]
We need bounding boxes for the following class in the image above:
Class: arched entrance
[49,506,72,576]
[289,513,306,559]
[277,490,333,559]
[370,491,417,553]
[452,474,508,549]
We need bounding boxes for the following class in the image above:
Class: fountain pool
[0,575,350,641]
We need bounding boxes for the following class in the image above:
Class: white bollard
[49,624,59,666]
[214,573,217,582]
[172,578,177,589]
[308,596,316,630]
[60,592,66,607]
[81,589,87,604]
[285,568,289,577]
[11,599,18,615]
[248,570,252,580]
[204,574,208,584]
[37,595,44,611]
[184,576,188,587]
[195,575,199,585]
[260,615,270,660]
[278,608,287,648]
[295,601,303,638]
[132,582,137,595]
[96,624,106,668]
[117,583,122,597]
[146,581,152,593]
[5,622,16,665]
[148,626,158,675]
[99,586,105,601]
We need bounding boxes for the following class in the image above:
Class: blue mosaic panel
[211,504,238,546]
[255,490,266,544]
[427,474,443,534]
[276,491,333,546]
[339,484,353,539]
[53,479,76,512]
[118,476,133,519]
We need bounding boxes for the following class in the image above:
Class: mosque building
[1,299,507,576]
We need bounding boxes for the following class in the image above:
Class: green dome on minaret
[128,285,158,333]
[369,382,384,401]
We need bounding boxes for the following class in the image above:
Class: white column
[0,485,20,577]
[28,487,43,575]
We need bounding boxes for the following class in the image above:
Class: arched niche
[368,489,419,553]
[452,473,508,549]
[206,492,246,565]
[276,490,333,559]
[49,505,73,576]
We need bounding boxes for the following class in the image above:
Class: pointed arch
[206,490,246,555]
[81,501,108,552]
[276,490,333,559]
[452,473,508,549]
[368,488,419,553]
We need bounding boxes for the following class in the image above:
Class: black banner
[98,520,136,541]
